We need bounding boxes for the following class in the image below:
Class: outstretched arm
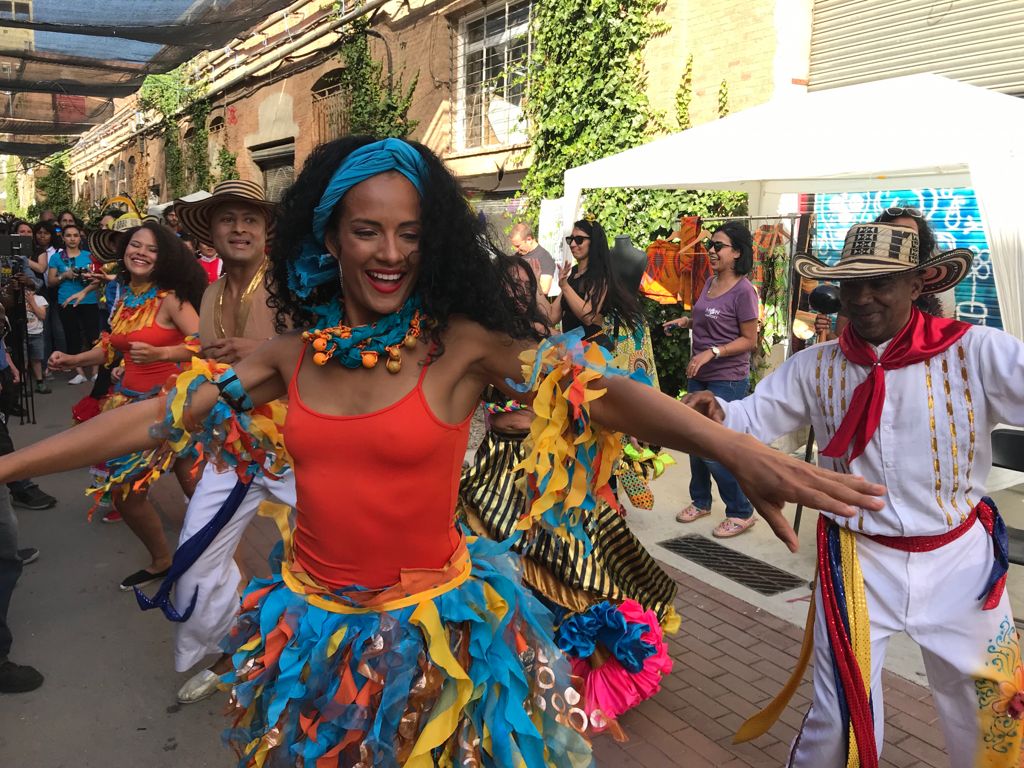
[0,335,294,483]
[590,376,883,551]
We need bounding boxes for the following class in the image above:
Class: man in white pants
[168,180,296,703]
[686,223,1024,767]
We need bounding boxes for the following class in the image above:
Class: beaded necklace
[302,296,429,374]
[110,284,164,337]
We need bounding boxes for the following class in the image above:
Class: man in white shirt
[686,223,1024,767]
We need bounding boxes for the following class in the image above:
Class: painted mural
[814,188,1002,329]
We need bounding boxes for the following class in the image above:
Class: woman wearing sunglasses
[551,218,642,348]
[663,220,760,538]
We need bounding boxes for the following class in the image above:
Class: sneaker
[67,374,87,385]
[17,548,38,565]
[119,567,170,592]
[101,509,122,523]
[11,486,57,510]
[0,661,43,693]
[91,374,98,382]
[34,382,51,394]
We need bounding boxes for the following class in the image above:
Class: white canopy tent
[561,75,1024,339]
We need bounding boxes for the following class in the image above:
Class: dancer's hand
[129,341,165,364]
[201,336,262,364]
[724,435,885,553]
[681,390,724,422]
[48,351,74,371]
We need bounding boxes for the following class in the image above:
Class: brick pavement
[151,481,948,767]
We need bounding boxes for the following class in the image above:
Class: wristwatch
[711,346,721,358]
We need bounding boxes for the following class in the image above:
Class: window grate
[658,534,807,596]
[454,0,532,151]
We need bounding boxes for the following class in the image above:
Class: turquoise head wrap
[288,138,430,306]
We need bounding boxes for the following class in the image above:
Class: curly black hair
[873,210,945,317]
[112,221,208,312]
[569,218,642,332]
[266,136,549,351]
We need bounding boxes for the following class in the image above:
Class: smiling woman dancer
[50,221,206,590]
[0,137,883,767]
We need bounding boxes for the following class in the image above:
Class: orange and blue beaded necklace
[301,296,427,374]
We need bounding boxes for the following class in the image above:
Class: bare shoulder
[439,315,537,386]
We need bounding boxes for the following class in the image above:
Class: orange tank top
[284,346,473,590]
[108,316,185,393]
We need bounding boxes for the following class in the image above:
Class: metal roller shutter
[809,0,1024,94]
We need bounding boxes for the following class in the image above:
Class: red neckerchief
[822,307,971,461]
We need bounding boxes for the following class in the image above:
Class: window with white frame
[456,0,532,151]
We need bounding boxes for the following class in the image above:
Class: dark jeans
[687,376,753,519]
[0,486,21,660]
[58,303,100,356]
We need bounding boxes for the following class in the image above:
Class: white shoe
[90,374,98,381]
[176,669,222,704]
[68,374,88,385]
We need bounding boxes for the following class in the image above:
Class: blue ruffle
[222,536,594,768]
[555,601,656,674]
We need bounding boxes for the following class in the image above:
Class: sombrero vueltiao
[89,212,144,262]
[175,179,277,246]
[793,222,973,294]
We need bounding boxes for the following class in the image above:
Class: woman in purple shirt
[663,221,760,537]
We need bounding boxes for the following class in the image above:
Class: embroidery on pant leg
[974,617,1024,766]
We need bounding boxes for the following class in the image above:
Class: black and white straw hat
[793,222,973,294]
[175,179,277,246]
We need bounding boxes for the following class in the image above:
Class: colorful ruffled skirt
[221,523,596,768]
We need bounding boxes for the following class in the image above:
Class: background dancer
[50,221,206,589]
[0,138,883,767]
[169,180,296,705]
[686,222,1024,767]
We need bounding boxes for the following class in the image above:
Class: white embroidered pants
[172,464,296,672]
[789,521,1021,768]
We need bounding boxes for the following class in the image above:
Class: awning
[0,1,301,139]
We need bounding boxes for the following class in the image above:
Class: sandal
[676,504,711,523]
[712,517,756,538]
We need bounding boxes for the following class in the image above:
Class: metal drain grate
[659,534,807,596]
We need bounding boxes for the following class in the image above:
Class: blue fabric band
[288,139,429,303]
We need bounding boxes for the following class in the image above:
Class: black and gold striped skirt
[458,429,678,619]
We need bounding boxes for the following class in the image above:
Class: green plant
[338,20,418,138]
[185,99,212,191]
[217,148,240,181]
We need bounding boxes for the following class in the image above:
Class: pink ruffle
[569,599,673,725]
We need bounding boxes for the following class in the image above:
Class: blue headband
[288,138,430,302]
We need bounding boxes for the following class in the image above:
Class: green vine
[217,148,240,181]
[185,99,212,191]
[718,80,730,117]
[338,20,418,138]
[139,66,207,198]
[675,55,693,131]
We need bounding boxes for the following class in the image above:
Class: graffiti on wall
[814,187,1002,329]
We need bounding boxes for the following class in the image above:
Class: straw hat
[89,212,144,262]
[793,222,972,294]
[175,179,277,246]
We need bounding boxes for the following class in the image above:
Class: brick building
[66,0,799,217]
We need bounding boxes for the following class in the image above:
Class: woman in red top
[50,222,207,590]
[6,139,882,766]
